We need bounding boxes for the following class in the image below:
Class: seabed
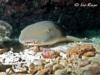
[0,41,100,75]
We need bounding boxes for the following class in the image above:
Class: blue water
[84,29,100,44]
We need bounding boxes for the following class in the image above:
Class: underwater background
[0,0,100,75]
[0,0,100,42]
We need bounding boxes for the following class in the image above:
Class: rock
[0,20,12,40]
[67,44,96,58]
[81,61,100,75]
[82,66,100,75]
[0,20,13,53]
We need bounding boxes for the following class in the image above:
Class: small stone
[35,68,48,75]
[55,69,68,75]
[11,73,32,75]
[53,64,64,71]
[28,64,44,74]
[0,48,8,54]
[59,60,67,66]
[0,64,12,71]
[89,54,100,64]
[0,72,7,75]
[90,67,100,75]
[82,70,92,75]
[79,60,91,67]
[28,63,35,74]
[6,68,14,74]
[12,64,27,73]
[42,50,59,59]
[33,60,43,65]
[30,46,40,52]
[81,61,100,75]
